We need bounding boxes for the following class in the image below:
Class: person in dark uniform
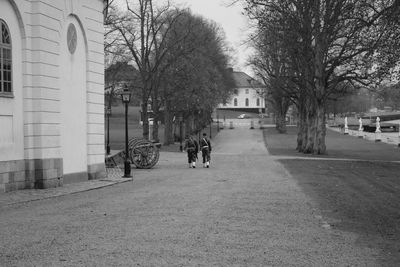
[184,135,198,168]
[200,132,211,168]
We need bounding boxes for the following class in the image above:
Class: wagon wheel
[129,139,160,169]
[128,137,142,149]
[128,137,143,160]
[129,141,159,169]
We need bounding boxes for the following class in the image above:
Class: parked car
[237,114,249,119]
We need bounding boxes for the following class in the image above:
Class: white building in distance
[0,0,105,192]
[219,69,266,113]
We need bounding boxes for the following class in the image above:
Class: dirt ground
[263,126,400,265]
[0,127,385,266]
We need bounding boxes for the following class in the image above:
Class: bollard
[375,132,382,142]
[375,117,381,142]
[358,117,363,138]
[229,121,234,129]
[344,117,349,135]
[250,120,254,129]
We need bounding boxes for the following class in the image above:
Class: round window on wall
[67,23,77,54]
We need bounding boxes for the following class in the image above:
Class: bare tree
[107,0,180,139]
[250,21,296,133]
[244,0,400,154]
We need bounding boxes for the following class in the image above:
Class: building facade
[0,0,105,192]
[219,70,266,113]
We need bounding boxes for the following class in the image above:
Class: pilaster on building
[0,0,105,192]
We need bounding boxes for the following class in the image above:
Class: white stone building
[219,70,266,113]
[0,0,105,192]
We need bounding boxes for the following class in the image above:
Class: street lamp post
[105,90,112,155]
[209,115,212,139]
[105,105,111,155]
[121,85,132,178]
[179,115,183,152]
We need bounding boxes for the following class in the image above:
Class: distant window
[245,98,249,107]
[245,89,249,94]
[256,98,260,106]
[234,89,238,95]
[234,98,237,106]
[0,20,12,95]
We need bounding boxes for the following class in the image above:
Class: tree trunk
[275,113,287,133]
[296,100,305,152]
[185,113,195,135]
[185,115,191,135]
[275,100,289,133]
[297,96,312,153]
[152,115,159,142]
[300,115,308,153]
[312,22,327,155]
[303,98,315,154]
[313,103,326,154]
[151,102,159,142]
[142,101,149,140]
[163,108,174,145]
[151,83,161,142]
[303,101,327,155]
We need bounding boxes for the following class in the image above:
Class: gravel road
[0,127,379,266]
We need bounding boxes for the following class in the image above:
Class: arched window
[245,98,249,106]
[256,98,260,106]
[0,20,12,94]
[234,98,237,106]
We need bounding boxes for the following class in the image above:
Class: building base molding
[88,163,107,181]
[0,159,108,192]
[0,158,63,192]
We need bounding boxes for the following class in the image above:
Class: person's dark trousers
[202,148,210,167]
[187,149,197,167]
[202,148,209,163]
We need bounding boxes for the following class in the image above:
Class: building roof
[231,71,265,88]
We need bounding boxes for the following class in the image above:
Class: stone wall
[0,158,62,192]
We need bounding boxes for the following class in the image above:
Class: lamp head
[121,84,131,103]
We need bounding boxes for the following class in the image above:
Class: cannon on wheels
[127,137,160,169]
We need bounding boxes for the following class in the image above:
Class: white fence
[328,126,400,145]
[219,119,260,128]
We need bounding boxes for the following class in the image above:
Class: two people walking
[184,133,212,168]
